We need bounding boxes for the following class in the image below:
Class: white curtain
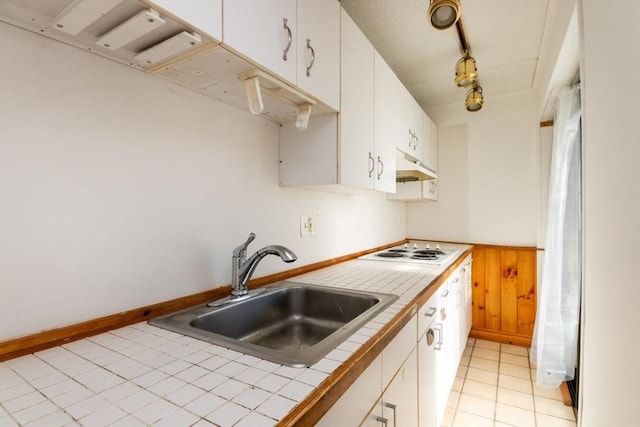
[531,86,582,388]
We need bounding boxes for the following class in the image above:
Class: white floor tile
[532,383,564,401]
[461,380,497,400]
[534,396,576,421]
[495,403,536,427]
[457,394,495,419]
[469,357,499,373]
[536,412,579,427]
[501,344,529,357]
[474,339,501,351]
[465,367,498,386]
[447,389,461,409]
[497,387,534,411]
[452,410,494,427]
[499,374,533,394]
[472,348,500,361]
[500,362,531,380]
[501,352,530,367]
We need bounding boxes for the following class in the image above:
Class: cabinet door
[382,348,418,427]
[297,0,340,110]
[339,8,375,190]
[316,354,382,427]
[373,52,398,193]
[422,113,434,168]
[150,0,222,41]
[418,327,437,427]
[223,0,297,84]
[398,91,424,159]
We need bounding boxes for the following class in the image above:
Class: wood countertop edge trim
[277,248,473,427]
[0,240,406,362]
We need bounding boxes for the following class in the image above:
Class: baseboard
[469,328,532,347]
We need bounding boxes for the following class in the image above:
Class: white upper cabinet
[279,8,395,193]
[374,52,401,193]
[296,0,340,111]
[402,93,425,160]
[223,0,298,84]
[223,0,340,110]
[423,113,438,172]
[149,0,222,41]
[339,8,375,190]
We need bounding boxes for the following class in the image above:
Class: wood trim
[469,328,532,347]
[560,381,573,406]
[278,249,473,426]
[540,120,554,127]
[0,239,407,362]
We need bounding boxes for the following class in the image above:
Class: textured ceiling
[340,0,551,111]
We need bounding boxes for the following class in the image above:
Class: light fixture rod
[455,18,470,56]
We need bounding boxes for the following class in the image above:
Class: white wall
[408,93,538,246]
[0,23,407,341]
[406,124,469,242]
[578,1,640,425]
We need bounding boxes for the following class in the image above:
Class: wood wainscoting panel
[483,248,502,330]
[516,250,537,336]
[471,245,537,344]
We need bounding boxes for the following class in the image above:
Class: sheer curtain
[531,86,582,387]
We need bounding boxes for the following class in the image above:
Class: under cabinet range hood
[396,149,437,181]
[0,0,332,128]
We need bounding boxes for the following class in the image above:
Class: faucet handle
[233,233,256,258]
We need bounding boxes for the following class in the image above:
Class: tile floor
[442,338,577,427]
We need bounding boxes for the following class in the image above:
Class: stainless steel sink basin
[149,282,398,367]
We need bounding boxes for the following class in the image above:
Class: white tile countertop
[0,242,471,427]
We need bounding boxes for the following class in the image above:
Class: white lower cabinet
[316,354,382,427]
[381,348,419,427]
[319,259,473,427]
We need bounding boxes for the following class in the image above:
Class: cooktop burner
[375,252,406,258]
[410,253,438,260]
[359,243,459,265]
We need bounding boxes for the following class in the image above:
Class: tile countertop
[0,242,472,427]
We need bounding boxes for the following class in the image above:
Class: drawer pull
[425,307,437,317]
[376,416,388,427]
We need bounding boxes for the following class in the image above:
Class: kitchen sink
[149,282,398,367]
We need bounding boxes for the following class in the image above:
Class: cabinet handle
[425,306,437,317]
[441,290,449,297]
[408,129,414,148]
[452,277,459,283]
[383,402,397,427]
[413,134,418,150]
[305,38,315,77]
[375,416,388,427]
[377,156,384,179]
[282,18,292,61]
[368,152,375,178]
[434,324,443,350]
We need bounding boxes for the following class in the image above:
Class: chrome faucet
[208,233,296,306]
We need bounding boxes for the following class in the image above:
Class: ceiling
[340,0,551,112]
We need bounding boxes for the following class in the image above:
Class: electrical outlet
[300,214,318,237]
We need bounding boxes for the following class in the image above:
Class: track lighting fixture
[465,85,484,112]
[427,0,461,30]
[454,54,477,87]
